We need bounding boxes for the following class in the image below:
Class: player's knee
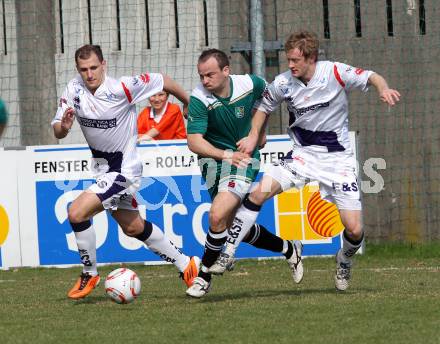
[121,222,142,237]
[120,218,144,237]
[209,210,226,232]
[248,190,267,206]
[344,222,363,240]
[68,204,87,223]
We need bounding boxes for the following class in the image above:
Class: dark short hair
[198,49,230,70]
[284,31,319,62]
[75,45,104,64]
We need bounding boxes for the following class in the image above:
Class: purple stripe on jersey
[292,126,345,152]
[90,148,123,173]
[96,173,128,203]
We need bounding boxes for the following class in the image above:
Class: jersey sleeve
[186,96,208,135]
[51,87,74,127]
[120,72,164,105]
[249,74,267,99]
[333,62,373,92]
[255,77,285,114]
[0,99,8,125]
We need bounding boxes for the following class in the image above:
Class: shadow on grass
[68,295,109,305]
[173,286,376,303]
[199,288,348,303]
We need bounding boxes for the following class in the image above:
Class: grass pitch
[0,243,439,344]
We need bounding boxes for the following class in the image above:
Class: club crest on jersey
[74,87,84,95]
[105,92,116,101]
[234,106,245,118]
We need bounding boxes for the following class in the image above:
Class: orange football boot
[67,272,100,299]
[181,256,201,287]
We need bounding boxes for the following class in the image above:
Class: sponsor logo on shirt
[292,101,330,118]
[132,77,139,86]
[78,116,117,129]
[355,68,365,75]
[234,106,245,118]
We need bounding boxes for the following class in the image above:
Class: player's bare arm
[368,73,401,106]
[237,109,268,154]
[53,107,75,139]
[188,133,250,168]
[162,74,190,115]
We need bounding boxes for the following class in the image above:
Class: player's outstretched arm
[162,75,190,115]
[53,107,75,139]
[368,73,401,106]
[237,110,268,155]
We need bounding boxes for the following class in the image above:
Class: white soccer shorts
[88,172,141,211]
[265,146,361,211]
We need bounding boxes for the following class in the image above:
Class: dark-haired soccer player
[52,45,200,299]
[185,49,303,298]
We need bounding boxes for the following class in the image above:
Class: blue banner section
[36,174,340,266]
[0,249,2,267]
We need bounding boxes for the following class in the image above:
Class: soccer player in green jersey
[0,98,8,138]
[185,49,303,298]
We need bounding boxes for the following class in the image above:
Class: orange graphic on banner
[277,184,343,241]
[0,204,9,246]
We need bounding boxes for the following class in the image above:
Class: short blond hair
[284,31,319,62]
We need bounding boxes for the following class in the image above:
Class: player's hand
[223,150,251,168]
[237,134,259,155]
[61,107,75,132]
[380,88,400,106]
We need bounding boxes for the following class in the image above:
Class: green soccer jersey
[187,74,266,198]
[187,74,266,156]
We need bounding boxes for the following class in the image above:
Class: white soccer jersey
[258,61,373,153]
[52,72,163,177]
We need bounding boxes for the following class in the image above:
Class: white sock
[340,230,364,263]
[224,202,260,255]
[73,225,98,276]
[144,224,190,272]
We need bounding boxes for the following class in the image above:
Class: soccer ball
[105,268,141,304]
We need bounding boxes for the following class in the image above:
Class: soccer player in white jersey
[211,31,400,291]
[52,45,200,299]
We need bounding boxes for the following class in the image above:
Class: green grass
[1,243,439,344]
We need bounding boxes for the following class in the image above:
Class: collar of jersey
[213,77,233,104]
[291,62,321,88]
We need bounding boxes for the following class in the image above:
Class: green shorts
[199,157,260,200]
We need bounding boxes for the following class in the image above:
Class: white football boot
[335,249,352,291]
[208,251,235,275]
[186,277,212,298]
[286,240,304,284]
